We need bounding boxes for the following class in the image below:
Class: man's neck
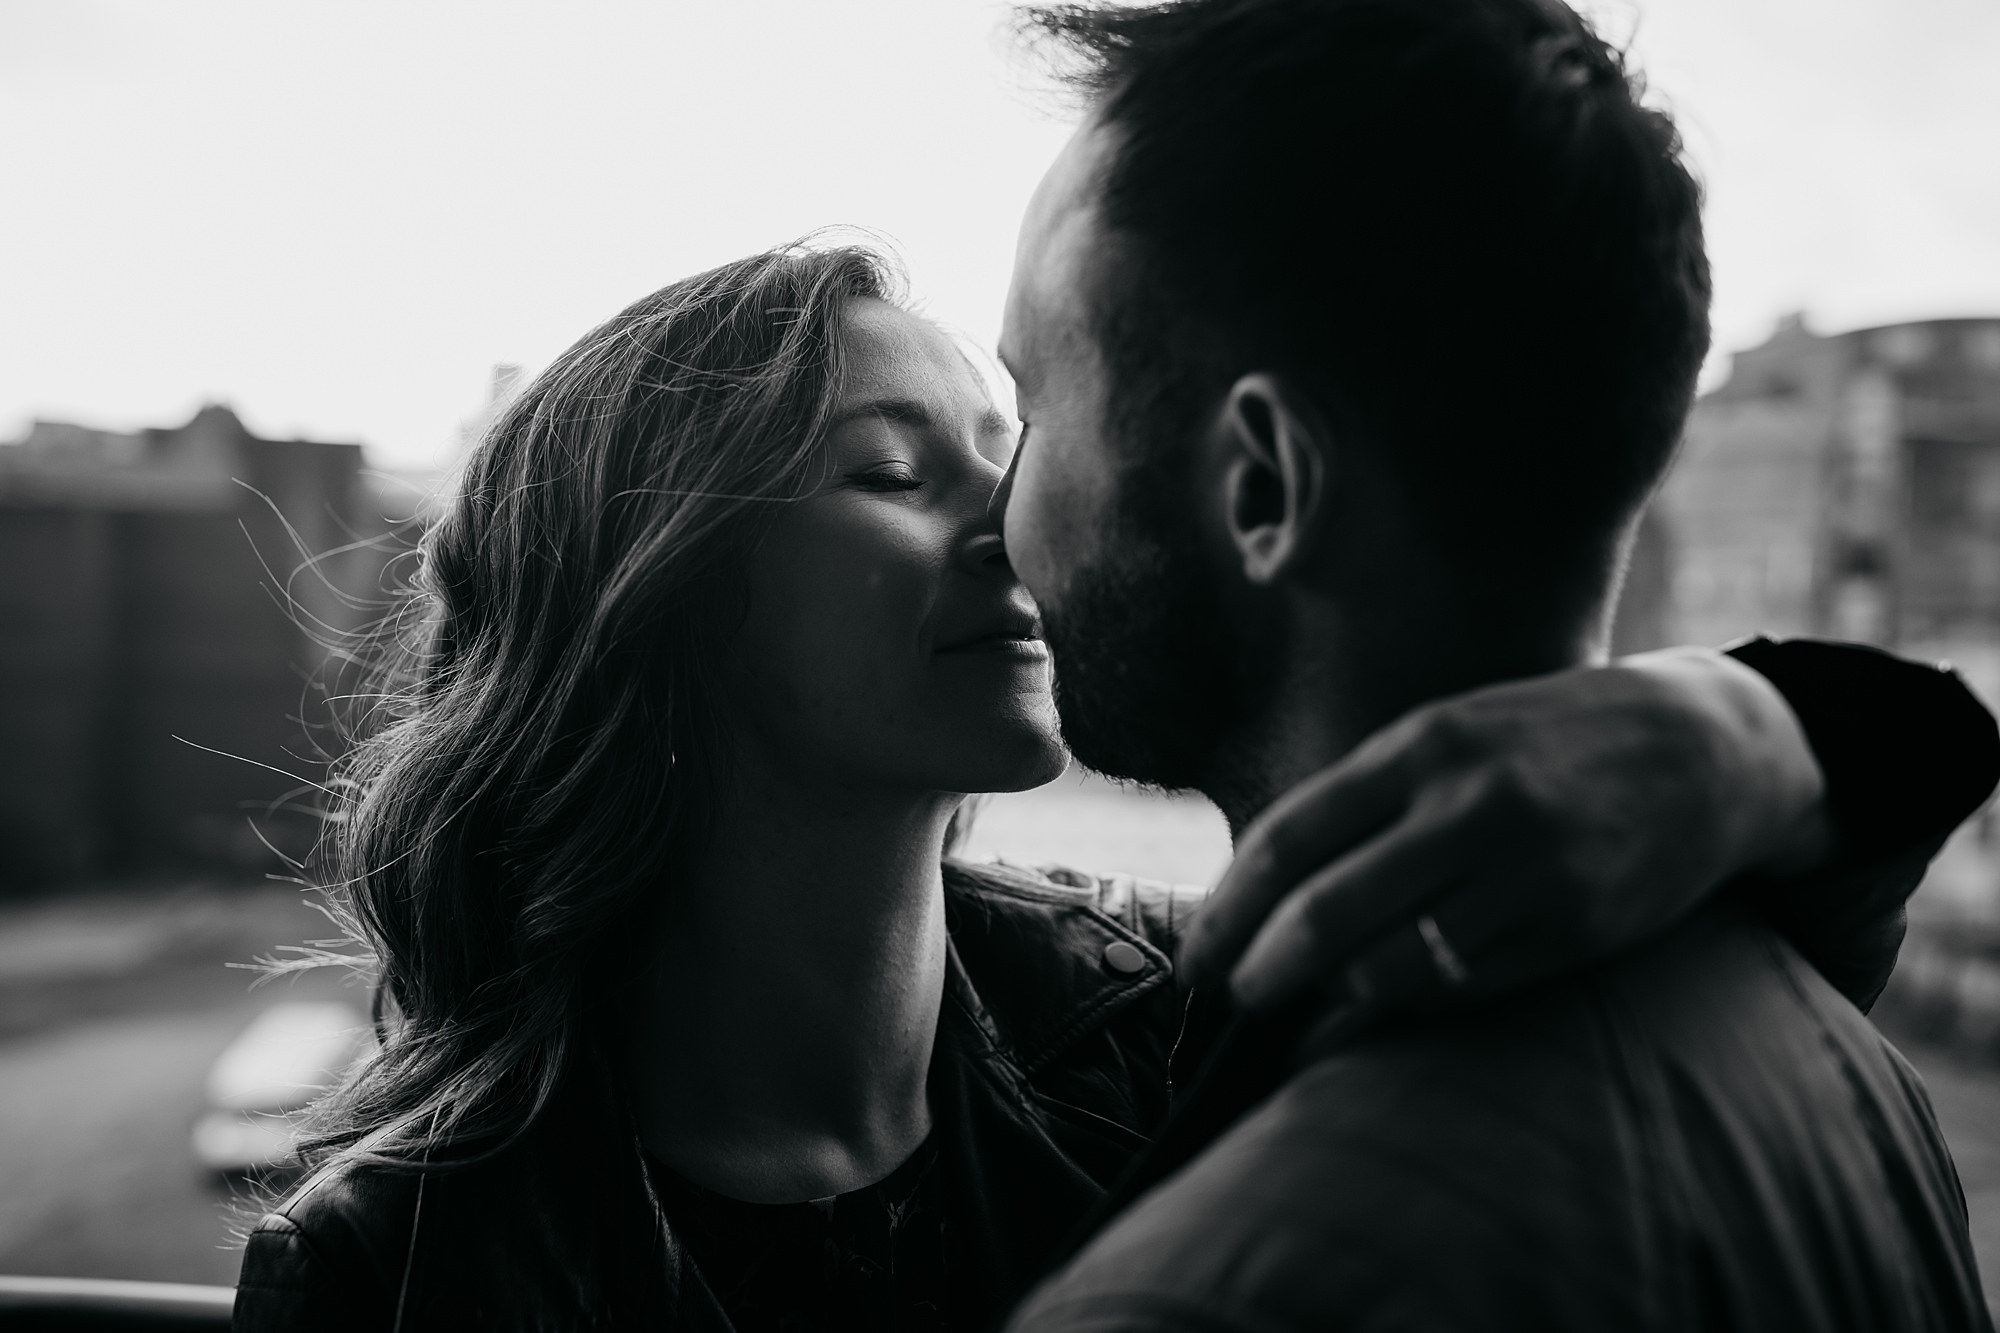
[627,753,956,1204]
[1204,610,1594,835]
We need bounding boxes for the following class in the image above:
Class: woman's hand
[1179,647,1834,1015]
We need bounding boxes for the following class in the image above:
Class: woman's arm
[1179,639,2000,1017]
[1722,637,1999,1007]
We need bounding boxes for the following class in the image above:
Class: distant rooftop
[0,405,357,513]
[1709,316,2000,408]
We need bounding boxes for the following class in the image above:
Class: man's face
[996,123,1124,631]
[997,122,1246,791]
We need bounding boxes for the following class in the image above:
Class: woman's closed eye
[849,463,926,493]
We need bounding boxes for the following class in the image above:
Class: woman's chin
[946,724,1070,795]
[996,742,1072,794]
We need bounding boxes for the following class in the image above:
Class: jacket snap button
[1101,941,1148,976]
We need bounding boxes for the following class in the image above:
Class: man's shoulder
[1010,910,1985,1331]
[1008,957,1655,1331]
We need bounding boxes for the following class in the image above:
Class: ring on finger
[1416,912,1471,988]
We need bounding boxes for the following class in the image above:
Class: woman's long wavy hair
[296,241,905,1177]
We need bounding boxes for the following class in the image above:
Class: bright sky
[2,0,1996,469]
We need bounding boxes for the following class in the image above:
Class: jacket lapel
[940,861,1174,1076]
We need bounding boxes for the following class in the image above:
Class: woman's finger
[1225,794,1480,1011]
[1338,880,1529,1013]
[1180,721,1425,984]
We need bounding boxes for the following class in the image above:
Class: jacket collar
[940,860,1175,1077]
[336,859,1177,1331]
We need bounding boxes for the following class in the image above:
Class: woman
[234,242,1983,1332]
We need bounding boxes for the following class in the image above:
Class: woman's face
[725,298,1068,797]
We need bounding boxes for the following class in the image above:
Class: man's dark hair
[1027,0,1711,624]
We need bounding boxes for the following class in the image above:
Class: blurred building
[0,406,412,887]
[1622,316,2000,692]
[1616,315,2000,930]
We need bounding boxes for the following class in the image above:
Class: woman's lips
[936,633,1050,660]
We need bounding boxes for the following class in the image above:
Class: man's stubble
[1038,465,1279,800]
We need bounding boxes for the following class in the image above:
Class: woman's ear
[1219,373,1332,585]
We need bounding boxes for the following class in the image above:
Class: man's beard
[1039,506,1262,794]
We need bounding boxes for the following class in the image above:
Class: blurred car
[190,1000,375,1175]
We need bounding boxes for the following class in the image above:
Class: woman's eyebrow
[828,398,1009,440]
[827,398,938,434]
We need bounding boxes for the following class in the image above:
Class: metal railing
[0,1275,234,1331]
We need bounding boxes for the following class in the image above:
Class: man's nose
[958,529,1012,575]
[987,447,1020,538]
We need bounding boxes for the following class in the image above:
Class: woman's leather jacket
[233,861,1207,1332]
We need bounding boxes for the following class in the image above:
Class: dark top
[232,640,2000,1333]
[653,1139,949,1332]
[233,860,1203,1332]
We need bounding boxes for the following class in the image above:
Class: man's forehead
[1003,120,1120,384]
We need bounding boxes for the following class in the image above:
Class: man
[994,0,1996,1327]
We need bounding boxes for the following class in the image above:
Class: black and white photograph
[2,1,1998,1329]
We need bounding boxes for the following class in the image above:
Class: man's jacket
[1009,902,1993,1332]
[1008,642,2000,1333]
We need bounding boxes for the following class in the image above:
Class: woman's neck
[627,754,956,1204]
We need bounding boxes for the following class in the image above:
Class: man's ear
[1218,373,1331,585]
